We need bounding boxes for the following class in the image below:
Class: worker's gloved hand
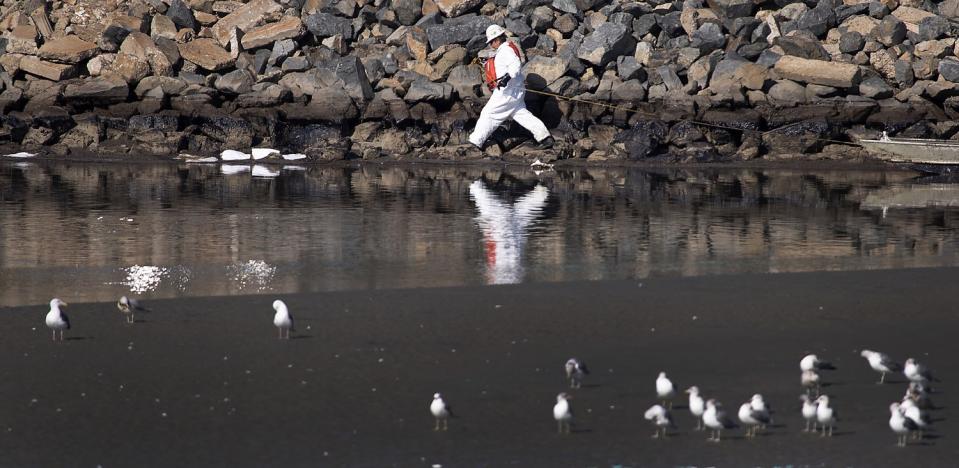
[496,75,511,89]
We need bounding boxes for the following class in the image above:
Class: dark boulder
[613,120,669,159]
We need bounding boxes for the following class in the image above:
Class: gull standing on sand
[703,399,736,442]
[906,382,933,410]
[750,394,773,431]
[800,354,835,372]
[889,402,918,447]
[553,393,573,434]
[802,370,821,396]
[738,401,770,438]
[656,372,675,408]
[860,350,900,384]
[686,386,705,430]
[45,298,70,341]
[800,394,818,432]
[565,358,589,389]
[815,395,836,437]
[272,300,294,339]
[904,358,935,384]
[430,393,453,431]
[644,404,674,439]
[900,397,930,440]
[117,296,149,324]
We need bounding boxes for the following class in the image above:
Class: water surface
[2,160,958,307]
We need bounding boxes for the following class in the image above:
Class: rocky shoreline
[1,0,959,163]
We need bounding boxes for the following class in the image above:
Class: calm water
[1,160,958,307]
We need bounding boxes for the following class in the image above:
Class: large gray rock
[424,15,491,49]
[317,56,373,101]
[838,31,864,54]
[404,80,454,101]
[918,15,950,41]
[690,22,725,53]
[795,5,836,37]
[525,55,568,89]
[877,15,906,46]
[767,80,807,105]
[858,76,893,98]
[576,23,635,67]
[393,0,422,25]
[773,35,830,61]
[551,0,579,15]
[215,69,254,94]
[708,0,754,19]
[304,12,353,39]
[939,58,959,83]
[166,0,196,31]
[62,77,129,103]
[613,120,669,159]
[446,64,483,97]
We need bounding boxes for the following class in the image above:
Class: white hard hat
[485,24,507,43]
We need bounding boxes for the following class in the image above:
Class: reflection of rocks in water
[470,177,549,285]
[2,160,959,306]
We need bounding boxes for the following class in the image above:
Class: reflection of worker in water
[468,180,549,284]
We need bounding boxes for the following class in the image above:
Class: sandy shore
[0,268,955,467]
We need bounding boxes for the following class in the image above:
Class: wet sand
[0,268,956,467]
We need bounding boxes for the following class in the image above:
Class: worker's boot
[536,136,555,149]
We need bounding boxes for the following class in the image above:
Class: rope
[522,87,861,147]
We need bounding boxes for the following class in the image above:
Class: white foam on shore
[5,152,36,158]
[282,153,307,161]
[252,148,280,160]
[220,150,251,161]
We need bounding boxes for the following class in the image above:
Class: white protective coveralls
[468,41,551,147]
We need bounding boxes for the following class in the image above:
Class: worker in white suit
[468,25,554,151]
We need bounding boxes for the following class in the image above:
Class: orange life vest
[484,41,523,91]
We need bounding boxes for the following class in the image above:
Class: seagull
[800,394,818,432]
[644,404,675,439]
[553,393,573,434]
[686,386,705,430]
[750,394,773,431]
[906,382,933,410]
[801,370,821,396]
[738,401,771,438]
[889,402,918,447]
[860,350,901,384]
[565,358,589,389]
[800,354,835,371]
[430,393,453,431]
[904,358,935,384]
[900,397,930,440]
[656,372,675,408]
[117,296,149,324]
[815,395,836,437]
[703,399,736,442]
[45,298,70,341]
[272,300,294,339]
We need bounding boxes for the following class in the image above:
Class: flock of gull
[43,297,939,447]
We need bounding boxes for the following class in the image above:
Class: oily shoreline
[0,267,956,466]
